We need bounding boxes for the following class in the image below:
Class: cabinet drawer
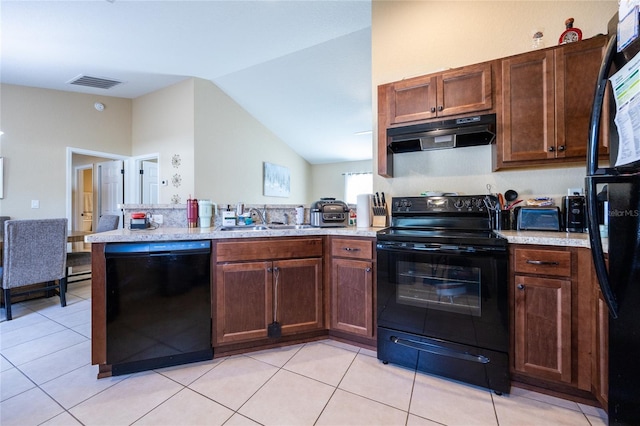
[217,238,323,262]
[331,238,373,260]
[514,248,571,277]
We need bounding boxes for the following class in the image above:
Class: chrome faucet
[249,207,267,224]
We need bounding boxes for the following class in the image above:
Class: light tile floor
[1,281,608,426]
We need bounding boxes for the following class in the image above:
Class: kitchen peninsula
[86,225,378,378]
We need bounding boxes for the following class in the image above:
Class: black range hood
[387,114,496,153]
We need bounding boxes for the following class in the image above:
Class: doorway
[67,148,128,234]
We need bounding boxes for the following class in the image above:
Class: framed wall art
[263,162,290,197]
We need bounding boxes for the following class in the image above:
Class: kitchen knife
[381,192,386,208]
[376,192,382,208]
[372,194,378,207]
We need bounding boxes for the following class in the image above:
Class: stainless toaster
[516,206,561,231]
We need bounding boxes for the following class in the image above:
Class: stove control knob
[453,199,465,209]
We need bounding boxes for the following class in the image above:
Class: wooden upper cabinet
[555,37,609,159]
[389,74,438,123]
[378,61,494,176]
[438,63,493,117]
[497,36,607,169]
[387,62,493,125]
[500,49,556,163]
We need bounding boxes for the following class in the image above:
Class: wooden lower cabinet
[215,260,272,344]
[329,237,375,342]
[331,258,373,337]
[214,238,323,347]
[514,274,572,383]
[510,245,600,401]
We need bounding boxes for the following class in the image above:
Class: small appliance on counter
[562,195,586,233]
[130,212,150,229]
[310,198,349,227]
[516,206,561,231]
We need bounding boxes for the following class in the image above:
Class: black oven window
[396,261,481,316]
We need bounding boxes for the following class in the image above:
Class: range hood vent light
[387,114,496,153]
[67,75,123,90]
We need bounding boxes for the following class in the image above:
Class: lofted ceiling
[0,0,373,164]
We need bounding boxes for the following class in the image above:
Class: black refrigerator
[586,10,640,426]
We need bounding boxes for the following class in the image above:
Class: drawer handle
[526,260,559,266]
[344,247,361,252]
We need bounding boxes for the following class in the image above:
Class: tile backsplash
[121,203,311,229]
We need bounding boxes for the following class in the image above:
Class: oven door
[376,240,508,353]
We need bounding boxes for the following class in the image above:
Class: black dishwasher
[105,240,212,375]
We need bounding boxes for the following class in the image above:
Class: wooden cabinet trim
[216,237,323,262]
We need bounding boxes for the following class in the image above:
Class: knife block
[371,205,388,228]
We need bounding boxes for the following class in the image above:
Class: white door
[98,160,124,228]
[141,160,159,204]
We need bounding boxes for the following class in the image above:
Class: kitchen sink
[218,224,315,231]
[267,224,315,230]
[219,225,270,231]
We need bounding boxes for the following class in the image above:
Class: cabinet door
[275,258,323,335]
[500,50,556,163]
[555,36,607,159]
[438,62,493,117]
[388,74,438,124]
[514,274,572,383]
[331,258,374,337]
[215,261,272,344]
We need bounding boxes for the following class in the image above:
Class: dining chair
[0,216,10,238]
[0,218,68,321]
[66,214,120,283]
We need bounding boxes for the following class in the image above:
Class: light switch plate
[151,214,163,224]
[31,200,40,208]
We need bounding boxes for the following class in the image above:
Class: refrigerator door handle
[587,34,618,177]
[586,176,619,318]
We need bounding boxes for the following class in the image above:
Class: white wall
[193,78,312,205]
[0,84,132,219]
[310,160,372,203]
[372,1,618,200]
[132,79,195,204]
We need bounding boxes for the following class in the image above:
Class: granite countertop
[86,226,607,252]
[85,226,380,243]
[496,230,608,252]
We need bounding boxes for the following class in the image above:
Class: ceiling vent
[67,75,122,90]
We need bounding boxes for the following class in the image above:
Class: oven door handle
[390,336,490,364]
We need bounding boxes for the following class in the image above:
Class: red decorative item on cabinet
[559,18,582,44]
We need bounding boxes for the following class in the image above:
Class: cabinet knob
[430,107,436,113]
[558,145,566,152]
[517,284,525,290]
[548,146,556,152]
[438,106,444,111]
[365,267,371,272]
